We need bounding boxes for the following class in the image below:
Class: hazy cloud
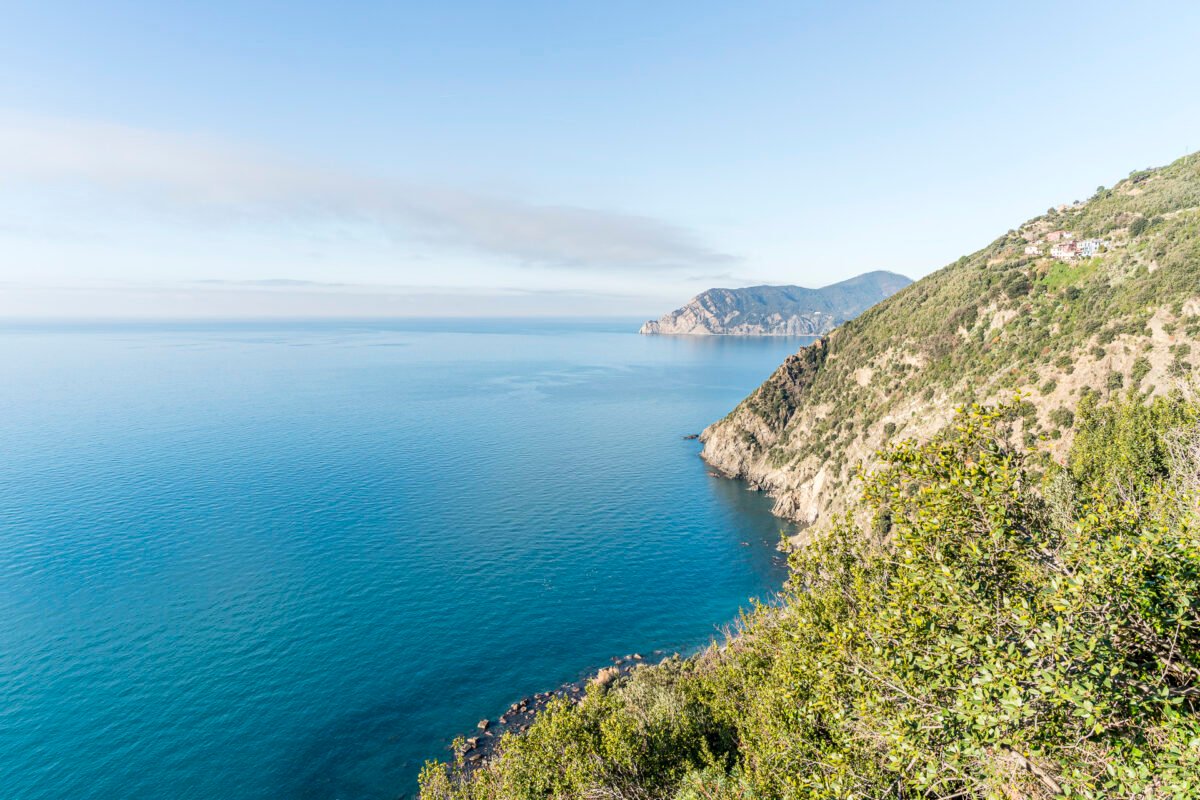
[0,278,664,319]
[183,278,649,299]
[0,113,735,270]
[682,271,779,287]
[192,278,352,288]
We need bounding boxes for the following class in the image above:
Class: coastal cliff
[702,154,1200,530]
[422,152,1200,800]
[639,271,911,335]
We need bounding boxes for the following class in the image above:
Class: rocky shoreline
[447,651,663,775]
[427,439,793,790]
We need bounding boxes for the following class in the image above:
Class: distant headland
[639,271,912,335]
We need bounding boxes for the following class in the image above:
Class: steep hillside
[702,153,1200,530]
[424,395,1200,799]
[639,271,911,335]
[421,152,1200,800]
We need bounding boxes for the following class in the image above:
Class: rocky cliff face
[701,154,1200,536]
[639,271,912,335]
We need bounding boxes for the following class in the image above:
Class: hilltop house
[1024,244,1042,256]
[1051,238,1104,261]
[1051,241,1079,260]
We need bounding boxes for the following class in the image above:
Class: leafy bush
[1004,273,1032,298]
[1049,407,1074,429]
[1132,356,1152,384]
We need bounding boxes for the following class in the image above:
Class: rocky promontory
[639,271,911,336]
[447,653,657,774]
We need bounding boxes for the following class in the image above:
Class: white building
[1024,244,1042,256]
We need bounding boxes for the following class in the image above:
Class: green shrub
[1131,356,1152,384]
[1049,407,1074,429]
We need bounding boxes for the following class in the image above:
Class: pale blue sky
[2,1,1199,317]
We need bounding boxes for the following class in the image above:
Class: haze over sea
[0,319,805,800]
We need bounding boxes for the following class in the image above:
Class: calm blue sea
[0,319,807,800]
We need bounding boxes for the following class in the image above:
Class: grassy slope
[700,153,1200,529]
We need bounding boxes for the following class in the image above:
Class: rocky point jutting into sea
[639,271,911,336]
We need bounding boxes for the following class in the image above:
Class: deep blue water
[0,319,808,800]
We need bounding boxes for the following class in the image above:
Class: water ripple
[0,320,807,800]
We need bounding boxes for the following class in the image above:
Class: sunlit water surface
[0,319,810,800]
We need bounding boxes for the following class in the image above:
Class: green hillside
[700,153,1200,530]
[418,154,1200,799]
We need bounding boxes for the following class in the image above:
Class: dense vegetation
[422,392,1200,799]
[705,153,1200,519]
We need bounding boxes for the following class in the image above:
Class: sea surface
[0,319,810,800]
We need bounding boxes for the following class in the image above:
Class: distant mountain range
[639,271,913,335]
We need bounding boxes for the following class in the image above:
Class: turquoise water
[0,319,807,800]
